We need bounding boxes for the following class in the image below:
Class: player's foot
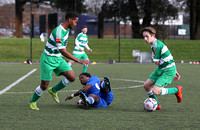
[48,87,60,103]
[29,102,39,110]
[156,104,161,110]
[104,76,111,92]
[175,86,182,103]
[78,91,90,106]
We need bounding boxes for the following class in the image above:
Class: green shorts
[148,65,176,87]
[40,52,72,81]
[73,53,88,60]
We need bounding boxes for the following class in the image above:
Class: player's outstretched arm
[65,84,92,101]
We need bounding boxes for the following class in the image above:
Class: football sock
[82,65,88,73]
[52,78,71,93]
[30,86,44,103]
[100,81,105,89]
[88,97,95,104]
[161,88,178,95]
[147,90,160,105]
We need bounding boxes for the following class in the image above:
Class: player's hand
[89,49,92,52]
[65,95,73,101]
[79,48,83,51]
[80,59,89,66]
[174,71,181,81]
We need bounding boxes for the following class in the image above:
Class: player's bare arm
[174,71,181,81]
[65,84,92,101]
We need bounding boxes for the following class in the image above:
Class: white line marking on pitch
[4,84,144,95]
[0,69,37,95]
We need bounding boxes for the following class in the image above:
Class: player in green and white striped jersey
[29,12,89,110]
[68,25,92,73]
[140,27,182,110]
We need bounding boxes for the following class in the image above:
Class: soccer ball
[144,98,158,112]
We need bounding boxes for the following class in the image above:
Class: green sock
[147,91,160,105]
[149,94,160,105]
[82,65,88,73]
[161,88,178,95]
[30,86,44,103]
[30,92,41,103]
[52,78,70,93]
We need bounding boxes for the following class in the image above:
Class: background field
[0,38,200,62]
[0,63,200,129]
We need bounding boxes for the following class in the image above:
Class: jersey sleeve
[152,45,161,62]
[55,27,67,49]
[85,43,91,50]
[75,35,81,48]
[86,76,99,86]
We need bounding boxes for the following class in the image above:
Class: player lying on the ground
[140,27,182,110]
[65,73,114,108]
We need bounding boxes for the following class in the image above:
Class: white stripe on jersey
[44,49,62,57]
[79,37,87,41]
[161,45,168,55]
[160,63,175,70]
[49,33,55,42]
[73,51,85,54]
[74,46,84,50]
[46,42,58,51]
[163,54,173,62]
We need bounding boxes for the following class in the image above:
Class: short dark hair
[140,27,156,34]
[79,72,91,78]
[82,25,87,29]
[65,12,78,20]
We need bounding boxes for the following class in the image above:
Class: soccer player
[65,73,114,108]
[29,12,89,110]
[140,27,182,110]
[68,25,92,73]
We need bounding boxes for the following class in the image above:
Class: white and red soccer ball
[144,98,158,111]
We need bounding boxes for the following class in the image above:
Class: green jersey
[151,39,175,70]
[44,24,70,57]
[73,32,90,54]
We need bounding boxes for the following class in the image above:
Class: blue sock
[88,97,95,104]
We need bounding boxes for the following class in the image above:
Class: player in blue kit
[65,73,113,108]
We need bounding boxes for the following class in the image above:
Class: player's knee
[89,94,99,103]
[152,88,161,95]
[67,76,76,82]
[144,82,150,91]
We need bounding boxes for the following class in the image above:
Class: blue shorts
[92,96,109,108]
[92,91,114,108]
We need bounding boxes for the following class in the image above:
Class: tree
[189,0,200,40]
[99,0,179,39]
[49,0,86,13]
[15,0,26,38]
[15,0,86,38]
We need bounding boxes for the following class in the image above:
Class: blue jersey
[84,76,114,108]
[85,76,101,97]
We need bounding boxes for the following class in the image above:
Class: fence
[0,3,190,39]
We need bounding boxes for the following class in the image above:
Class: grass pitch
[0,63,200,129]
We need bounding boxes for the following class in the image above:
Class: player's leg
[144,79,160,107]
[100,76,111,93]
[82,53,89,73]
[78,92,99,106]
[156,66,182,103]
[29,52,53,110]
[48,58,74,103]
